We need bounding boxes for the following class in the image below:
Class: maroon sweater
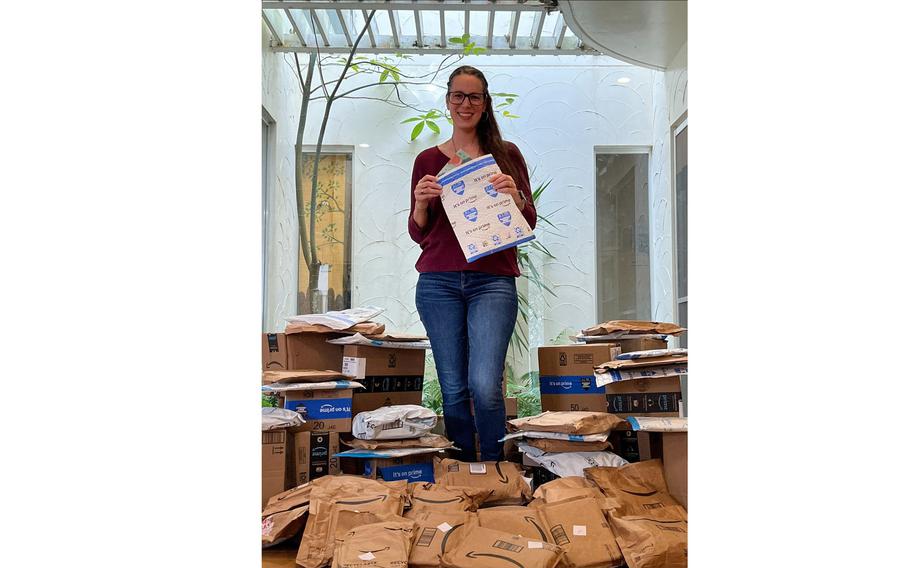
[408,143,537,277]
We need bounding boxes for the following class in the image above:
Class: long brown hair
[447,66,519,181]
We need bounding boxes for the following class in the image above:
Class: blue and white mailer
[437,154,535,262]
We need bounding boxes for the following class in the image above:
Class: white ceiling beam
[263,2,550,13]
[306,9,330,46]
[284,9,307,46]
[361,9,377,47]
[414,10,424,47]
[261,11,284,46]
[387,9,400,48]
[439,10,446,47]
[487,11,495,49]
[508,10,520,49]
[555,15,567,49]
[530,11,544,49]
[335,9,353,47]
[271,35,590,55]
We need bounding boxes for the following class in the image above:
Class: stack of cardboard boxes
[534,324,687,495]
[262,331,435,503]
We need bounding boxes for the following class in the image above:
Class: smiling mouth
[456,112,475,119]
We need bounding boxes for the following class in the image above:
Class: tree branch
[308,10,376,273]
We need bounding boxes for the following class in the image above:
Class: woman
[408,65,537,462]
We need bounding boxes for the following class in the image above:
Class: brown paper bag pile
[261,505,308,546]
[331,519,417,568]
[477,506,551,542]
[407,482,493,513]
[526,438,613,453]
[296,476,409,568]
[286,321,385,336]
[531,476,612,515]
[343,434,454,450]
[508,411,627,435]
[582,320,686,337]
[440,525,564,568]
[585,460,687,568]
[405,510,479,568]
[584,459,684,517]
[433,457,532,506]
[536,496,624,568]
[608,508,688,568]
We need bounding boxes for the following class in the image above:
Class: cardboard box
[291,430,340,486]
[634,431,687,509]
[341,345,426,378]
[262,333,288,371]
[538,344,619,413]
[280,388,353,432]
[505,396,518,419]
[662,432,688,508]
[538,343,621,375]
[371,460,435,483]
[539,375,607,413]
[468,396,519,418]
[286,331,345,371]
[605,376,682,417]
[613,336,668,353]
[352,375,424,416]
[340,454,436,480]
[262,430,288,507]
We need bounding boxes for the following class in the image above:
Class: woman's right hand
[414,175,443,210]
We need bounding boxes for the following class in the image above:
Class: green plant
[261,393,278,408]
[510,171,564,357]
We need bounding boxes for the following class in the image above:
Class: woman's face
[447,74,487,131]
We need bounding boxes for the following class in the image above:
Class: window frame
[592,145,653,324]
[298,145,355,314]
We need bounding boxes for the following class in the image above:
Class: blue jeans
[416,271,518,462]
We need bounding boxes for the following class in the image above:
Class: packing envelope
[437,154,535,262]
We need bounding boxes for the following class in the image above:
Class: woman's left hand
[490,173,526,208]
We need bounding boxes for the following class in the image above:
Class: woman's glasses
[447,91,485,106]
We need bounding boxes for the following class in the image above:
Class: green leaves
[410,121,425,140]
[501,110,520,119]
[450,34,485,55]
[402,109,445,141]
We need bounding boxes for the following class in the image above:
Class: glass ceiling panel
[422,10,441,37]
[443,12,465,39]
[469,11,488,41]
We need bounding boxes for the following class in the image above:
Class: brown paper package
[537,496,624,568]
[433,458,531,506]
[508,411,627,435]
[331,519,417,568]
[608,507,688,568]
[440,525,564,568]
[404,510,479,568]
[584,459,685,519]
[407,482,493,513]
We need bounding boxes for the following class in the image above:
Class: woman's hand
[414,175,443,211]
[490,173,526,210]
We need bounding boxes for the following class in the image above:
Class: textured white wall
[649,69,675,325]
[666,41,688,126]
[262,41,676,367]
[261,24,301,332]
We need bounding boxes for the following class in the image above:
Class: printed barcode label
[262,431,285,444]
[469,463,487,474]
[437,522,453,533]
[657,526,686,533]
[492,540,523,553]
[416,527,437,547]
[358,552,375,561]
[379,420,403,431]
[550,524,569,546]
[642,503,666,510]
[528,541,543,549]
[341,357,365,379]
[573,525,587,536]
